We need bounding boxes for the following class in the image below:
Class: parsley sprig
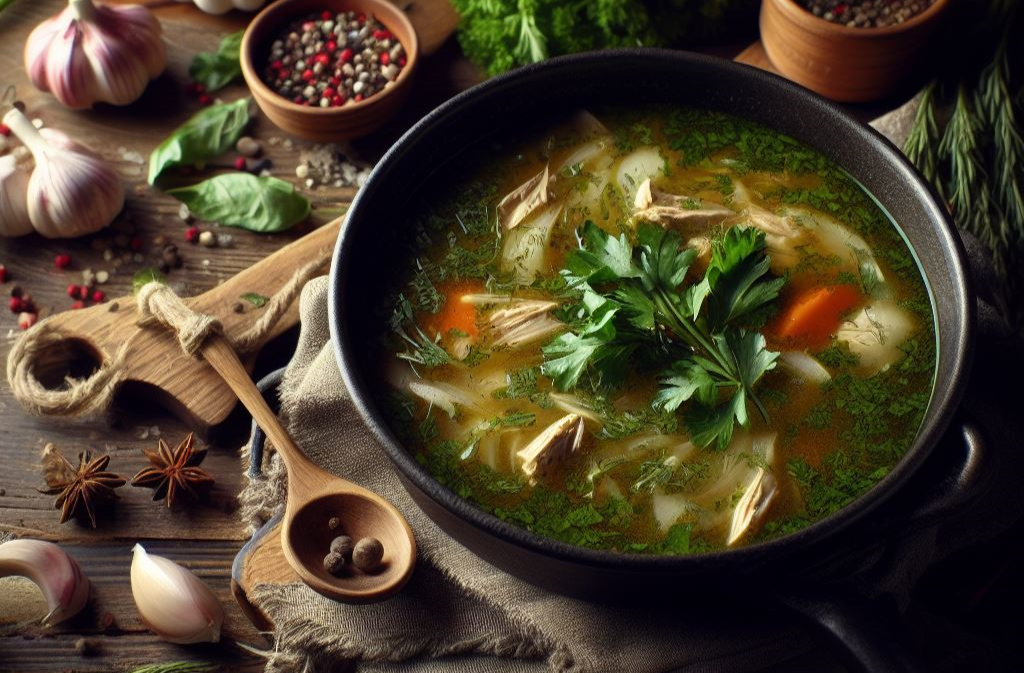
[541,222,783,449]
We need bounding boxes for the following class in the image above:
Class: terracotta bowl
[240,0,419,141]
[760,0,952,102]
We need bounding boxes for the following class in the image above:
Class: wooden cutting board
[230,45,780,629]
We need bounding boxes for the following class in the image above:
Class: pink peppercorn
[9,297,25,313]
[0,264,7,283]
[340,48,354,63]
[234,157,247,171]
[198,94,213,106]
[92,290,105,303]
[0,123,10,137]
[185,226,200,243]
[71,300,84,310]
[54,254,71,270]
[66,284,78,298]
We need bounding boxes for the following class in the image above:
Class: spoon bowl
[200,335,416,602]
[282,487,415,601]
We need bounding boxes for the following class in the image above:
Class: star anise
[40,447,126,528]
[130,433,214,507]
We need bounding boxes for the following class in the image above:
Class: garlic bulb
[25,0,166,109]
[0,539,91,626]
[0,155,33,237]
[176,0,268,15]
[130,544,224,644]
[3,107,124,238]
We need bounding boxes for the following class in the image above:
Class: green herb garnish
[541,221,783,449]
[240,292,269,308]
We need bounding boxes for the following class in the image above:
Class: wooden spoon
[201,335,416,602]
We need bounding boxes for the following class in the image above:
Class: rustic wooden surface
[0,0,464,670]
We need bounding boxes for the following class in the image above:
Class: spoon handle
[200,335,312,479]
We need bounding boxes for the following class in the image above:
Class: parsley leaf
[543,219,783,450]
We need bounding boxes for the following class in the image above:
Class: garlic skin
[3,107,124,239]
[0,155,33,237]
[130,544,224,644]
[0,539,91,626]
[25,0,166,109]
[177,0,268,15]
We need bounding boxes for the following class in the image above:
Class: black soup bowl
[328,51,975,600]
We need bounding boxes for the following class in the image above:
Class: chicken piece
[517,414,585,481]
[631,178,735,232]
[497,165,553,230]
[836,301,915,374]
[478,298,563,349]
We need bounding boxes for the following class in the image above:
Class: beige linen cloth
[236,105,933,673]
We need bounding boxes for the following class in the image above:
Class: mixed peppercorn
[262,10,407,107]
[799,0,937,27]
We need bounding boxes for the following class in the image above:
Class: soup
[377,106,936,554]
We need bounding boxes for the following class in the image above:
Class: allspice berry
[329,535,354,559]
[352,537,384,572]
[323,551,346,575]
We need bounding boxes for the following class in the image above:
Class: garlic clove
[0,155,33,237]
[3,107,124,239]
[130,544,224,644]
[0,539,91,626]
[25,0,166,109]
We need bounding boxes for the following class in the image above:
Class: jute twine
[6,255,329,418]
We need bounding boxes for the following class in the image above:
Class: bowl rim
[329,49,975,572]
[239,0,419,116]
[766,0,953,38]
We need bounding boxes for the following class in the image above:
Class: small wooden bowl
[240,0,419,141]
[760,0,952,103]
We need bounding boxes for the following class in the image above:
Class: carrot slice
[769,284,861,348]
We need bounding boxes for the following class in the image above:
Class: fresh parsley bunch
[450,0,749,77]
[541,221,784,449]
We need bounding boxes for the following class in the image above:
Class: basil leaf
[189,30,245,92]
[167,174,310,233]
[148,98,251,184]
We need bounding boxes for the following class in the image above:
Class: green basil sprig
[189,30,244,93]
[148,98,251,184]
[167,174,310,233]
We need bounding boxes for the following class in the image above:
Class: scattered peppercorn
[18,312,37,330]
[9,297,25,313]
[198,231,217,247]
[0,264,8,283]
[351,537,384,572]
[323,551,346,575]
[198,94,213,106]
[54,254,72,270]
[71,300,85,310]
[261,10,406,108]
[185,226,200,243]
[328,516,342,530]
[92,290,105,303]
[800,0,935,27]
[66,284,78,298]
[233,156,247,171]
[0,123,10,137]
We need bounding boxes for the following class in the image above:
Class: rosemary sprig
[980,39,1024,235]
[129,663,218,673]
[903,81,941,193]
[937,84,990,246]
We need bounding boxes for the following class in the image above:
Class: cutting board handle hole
[30,337,103,390]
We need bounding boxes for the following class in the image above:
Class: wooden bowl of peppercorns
[760,0,953,102]
[240,0,419,141]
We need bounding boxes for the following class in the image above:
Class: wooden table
[0,1,896,671]
[0,1,474,670]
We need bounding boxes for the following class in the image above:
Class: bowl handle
[882,414,991,534]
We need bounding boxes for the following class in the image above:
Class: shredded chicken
[476,298,563,349]
[517,414,585,481]
[497,165,554,230]
[631,178,734,232]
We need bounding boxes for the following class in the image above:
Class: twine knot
[136,283,223,357]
